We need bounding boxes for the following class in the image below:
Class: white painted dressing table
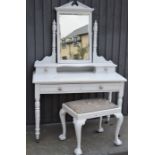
[32,1,126,142]
[33,63,126,141]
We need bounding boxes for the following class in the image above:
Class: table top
[33,72,126,84]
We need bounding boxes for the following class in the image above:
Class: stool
[59,99,124,155]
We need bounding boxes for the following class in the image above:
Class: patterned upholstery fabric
[64,99,118,114]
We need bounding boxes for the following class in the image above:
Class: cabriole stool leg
[73,118,86,155]
[59,108,67,140]
[114,113,124,146]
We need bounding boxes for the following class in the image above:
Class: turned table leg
[106,92,112,123]
[35,85,40,142]
[73,118,86,155]
[59,108,67,140]
[35,95,40,142]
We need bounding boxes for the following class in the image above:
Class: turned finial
[52,20,56,32]
[52,20,57,63]
[94,20,98,32]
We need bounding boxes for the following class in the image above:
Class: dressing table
[32,1,126,142]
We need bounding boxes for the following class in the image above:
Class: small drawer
[40,83,122,94]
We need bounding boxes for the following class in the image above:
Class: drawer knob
[44,68,48,72]
[99,86,103,90]
[58,87,62,91]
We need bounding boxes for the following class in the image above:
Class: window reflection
[59,14,89,61]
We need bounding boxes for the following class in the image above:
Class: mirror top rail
[55,1,94,12]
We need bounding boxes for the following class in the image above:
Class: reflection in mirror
[59,14,89,61]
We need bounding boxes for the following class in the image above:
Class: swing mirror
[55,1,94,64]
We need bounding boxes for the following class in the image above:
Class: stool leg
[97,117,104,133]
[73,118,86,155]
[59,109,67,140]
[106,115,110,123]
[114,113,124,146]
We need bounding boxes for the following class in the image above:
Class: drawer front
[39,83,123,94]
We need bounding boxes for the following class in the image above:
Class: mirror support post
[93,20,105,63]
[52,20,57,63]
[93,21,98,60]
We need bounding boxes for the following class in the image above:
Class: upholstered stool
[59,99,124,155]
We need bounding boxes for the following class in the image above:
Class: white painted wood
[33,1,119,77]
[106,92,113,122]
[98,117,104,133]
[99,92,113,126]
[55,1,94,12]
[73,118,86,155]
[33,72,126,84]
[35,84,40,141]
[59,109,67,140]
[51,20,57,63]
[34,61,117,76]
[33,75,126,142]
[93,20,97,60]
[59,99,124,155]
[32,1,127,145]
[113,113,124,146]
[38,83,124,95]
[118,87,124,108]
[108,92,112,102]
[106,115,110,122]
[63,103,121,120]
[56,1,94,64]
[34,61,116,68]
[93,21,106,63]
[34,20,57,65]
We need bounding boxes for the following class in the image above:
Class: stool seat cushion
[64,99,118,114]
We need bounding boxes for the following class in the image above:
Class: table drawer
[39,83,122,94]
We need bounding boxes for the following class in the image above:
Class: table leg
[35,86,40,142]
[106,92,112,123]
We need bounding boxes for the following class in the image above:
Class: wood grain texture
[26,0,128,124]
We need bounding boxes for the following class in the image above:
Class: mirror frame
[55,1,94,64]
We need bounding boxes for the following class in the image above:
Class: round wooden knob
[104,68,108,72]
[44,68,48,72]
[58,87,62,91]
[99,86,103,90]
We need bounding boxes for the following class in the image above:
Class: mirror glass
[59,14,90,61]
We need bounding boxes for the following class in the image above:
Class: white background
[0,0,155,154]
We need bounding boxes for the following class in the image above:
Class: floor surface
[26,116,128,155]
